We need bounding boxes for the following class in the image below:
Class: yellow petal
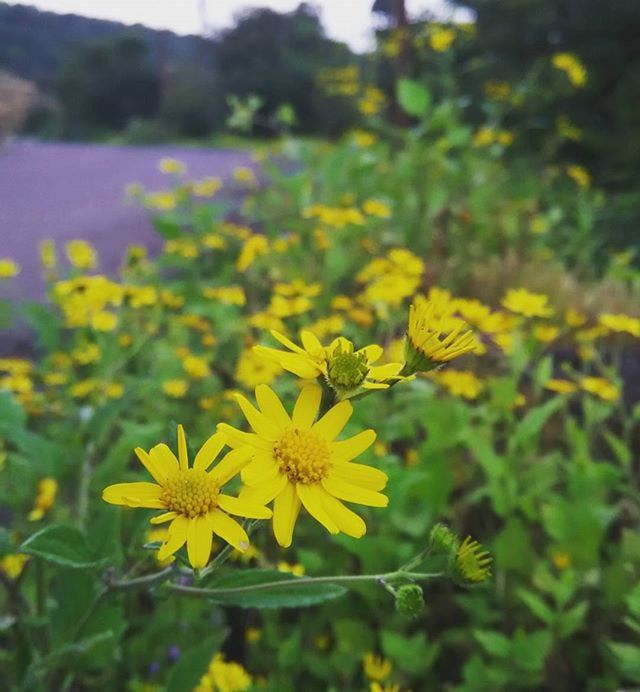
[300,330,324,357]
[367,363,403,379]
[239,472,287,505]
[102,482,163,508]
[252,345,284,363]
[177,424,188,471]
[158,515,189,561]
[322,477,389,507]
[361,381,389,390]
[328,461,387,491]
[273,481,300,548]
[255,385,291,430]
[318,489,366,538]
[218,494,272,519]
[209,510,249,550]
[312,400,352,441]
[149,511,178,524]
[330,429,377,462]
[280,353,322,379]
[241,453,279,485]
[292,384,322,428]
[148,444,180,477]
[134,447,171,484]
[234,393,280,440]
[361,344,383,364]
[209,447,253,485]
[271,329,306,354]
[187,516,213,570]
[193,432,227,471]
[296,483,339,534]
[216,423,272,451]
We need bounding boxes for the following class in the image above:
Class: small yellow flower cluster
[65,240,97,269]
[429,26,456,52]
[473,127,514,148]
[303,203,365,229]
[316,64,361,97]
[203,285,246,306]
[28,477,58,521]
[566,164,590,188]
[193,653,252,692]
[350,129,378,148]
[358,86,386,116]
[552,52,587,87]
[53,275,123,329]
[0,258,20,278]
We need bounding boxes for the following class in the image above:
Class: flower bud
[395,584,425,618]
[428,523,459,556]
[326,342,368,394]
[449,536,492,586]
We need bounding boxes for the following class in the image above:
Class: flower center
[161,468,219,518]
[273,428,331,484]
[327,349,368,391]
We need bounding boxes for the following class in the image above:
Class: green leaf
[473,629,511,658]
[381,630,437,675]
[201,569,346,608]
[494,517,535,573]
[397,79,431,117]
[557,601,588,638]
[509,398,563,453]
[20,525,102,569]
[517,588,555,624]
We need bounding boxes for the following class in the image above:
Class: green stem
[167,570,443,599]
[75,443,94,528]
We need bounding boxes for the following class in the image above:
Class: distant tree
[55,35,160,132]
[216,4,358,134]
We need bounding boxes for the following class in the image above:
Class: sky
[5,0,472,52]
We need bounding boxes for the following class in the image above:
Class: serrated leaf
[20,525,102,569]
[201,569,346,608]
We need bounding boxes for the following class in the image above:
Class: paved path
[0,140,253,302]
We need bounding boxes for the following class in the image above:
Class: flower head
[501,288,554,318]
[28,477,58,521]
[194,653,252,692]
[404,298,477,373]
[218,384,388,547]
[102,426,271,569]
[363,652,392,681]
[254,331,404,397]
[0,258,20,278]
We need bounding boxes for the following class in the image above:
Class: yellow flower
[158,157,186,175]
[599,313,640,337]
[192,176,222,197]
[452,536,492,584]
[235,348,283,389]
[203,285,246,306]
[103,426,271,569]
[552,552,571,570]
[404,298,477,373]
[245,627,262,644]
[545,379,578,395]
[194,653,252,692]
[72,343,101,364]
[70,378,97,399]
[358,87,386,116]
[565,308,587,327]
[91,311,118,332]
[237,235,268,272]
[65,240,97,269]
[144,191,176,211]
[429,26,455,52]
[534,325,560,343]
[218,384,388,547]
[580,377,619,402]
[501,288,554,318]
[254,331,403,396]
[363,652,392,681]
[351,130,378,148]
[1,554,29,579]
[233,166,257,185]
[566,165,590,187]
[556,116,582,141]
[0,258,20,278]
[162,379,188,398]
[370,684,400,692]
[182,355,210,379]
[363,199,392,218]
[552,52,587,87]
[434,369,484,400]
[39,240,57,270]
[28,477,58,521]
[105,382,124,399]
[277,560,305,576]
[484,80,512,101]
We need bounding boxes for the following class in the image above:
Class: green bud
[428,523,459,556]
[395,584,425,618]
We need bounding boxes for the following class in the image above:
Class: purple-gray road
[0,139,253,303]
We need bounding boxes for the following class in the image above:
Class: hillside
[0,3,214,85]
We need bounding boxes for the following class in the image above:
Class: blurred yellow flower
[91,311,118,332]
[65,240,97,269]
[39,239,57,270]
[363,653,392,681]
[566,165,590,188]
[352,130,378,148]
[192,176,222,197]
[235,348,283,389]
[429,26,455,52]
[203,285,246,306]
[0,258,20,278]
[545,378,578,395]
[502,288,554,318]
[158,157,186,175]
[182,354,210,379]
[534,325,560,343]
[245,627,262,644]
[565,308,587,327]
[552,52,587,87]
[28,477,58,521]
[363,199,392,218]
[277,560,305,576]
[599,313,640,337]
[233,166,257,185]
[434,369,485,400]
[194,653,252,692]
[237,235,268,272]
[162,379,188,398]
[580,377,619,402]
[0,553,29,579]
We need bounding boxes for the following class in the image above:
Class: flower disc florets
[327,343,369,392]
[273,428,331,484]
[161,469,220,518]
